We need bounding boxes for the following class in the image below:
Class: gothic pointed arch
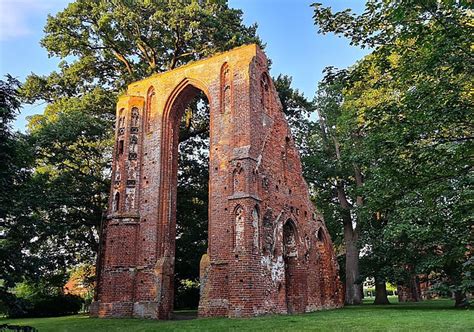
[252,204,260,251]
[93,44,343,320]
[283,219,298,258]
[113,191,120,212]
[234,204,245,251]
[260,72,270,109]
[220,62,232,114]
[145,86,156,132]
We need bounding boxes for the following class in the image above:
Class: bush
[7,294,83,318]
[174,279,200,310]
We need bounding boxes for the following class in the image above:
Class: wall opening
[317,228,325,242]
[113,192,120,212]
[145,87,156,132]
[283,219,298,313]
[172,88,210,314]
[118,140,124,156]
[260,72,270,109]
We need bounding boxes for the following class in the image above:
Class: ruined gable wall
[91,44,343,319]
[247,48,344,313]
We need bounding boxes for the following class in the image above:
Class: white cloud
[0,0,69,41]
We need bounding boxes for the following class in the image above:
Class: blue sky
[0,0,368,131]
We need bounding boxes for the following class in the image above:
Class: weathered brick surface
[91,44,344,319]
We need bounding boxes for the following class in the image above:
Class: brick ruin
[90,44,344,319]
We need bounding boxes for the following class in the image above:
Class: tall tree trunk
[454,290,469,308]
[318,110,364,306]
[374,278,390,305]
[397,275,421,302]
[343,211,362,305]
[408,275,421,302]
[446,267,470,308]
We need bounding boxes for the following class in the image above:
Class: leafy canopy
[311,0,473,304]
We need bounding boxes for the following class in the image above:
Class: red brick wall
[90,44,343,319]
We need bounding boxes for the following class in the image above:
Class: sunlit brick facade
[90,44,343,319]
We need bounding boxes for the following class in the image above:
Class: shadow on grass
[349,298,463,311]
[172,310,198,320]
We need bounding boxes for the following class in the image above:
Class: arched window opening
[260,72,270,109]
[146,87,156,132]
[232,165,245,194]
[130,107,140,128]
[117,108,125,130]
[252,205,260,251]
[118,139,124,156]
[317,228,325,242]
[283,219,299,313]
[283,220,298,258]
[234,205,245,251]
[221,63,231,113]
[113,192,120,212]
[172,85,210,312]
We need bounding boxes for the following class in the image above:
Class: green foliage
[303,76,356,248]
[2,279,82,318]
[23,88,115,268]
[311,0,473,305]
[312,0,473,50]
[0,76,40,313]
[174,279,200,310]
[273,74,313,153]
[0,75,21,127]
[303,70,366,305]
[12,0,262,308]
[65,264,95,303]
[174,93,210,309]
[23,0,262,98]
[364,283,397,297]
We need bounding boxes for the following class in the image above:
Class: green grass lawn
[1,298,472,332]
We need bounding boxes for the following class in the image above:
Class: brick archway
[283,219,301,313]
[156,81,212,318]
[91,44,344,319]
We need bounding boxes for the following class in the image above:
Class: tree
[22,0,262,155]
[273,74,313,154]
[0,75,41,315]
[26,88,115,261]
[304,73,363,305]
[16,0,262,309]
[0,75,23,227]
[23,0,262,101]
[312,0,473,307]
